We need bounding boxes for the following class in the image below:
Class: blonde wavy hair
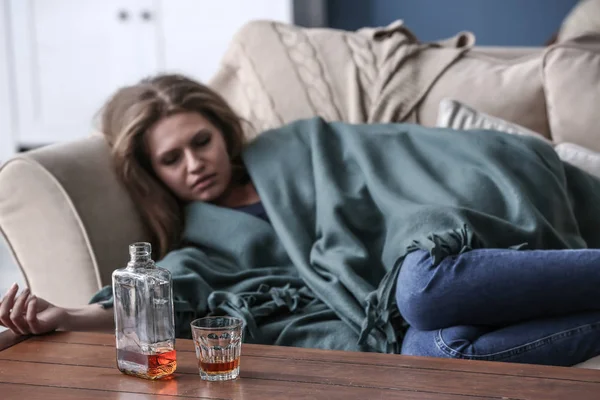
[99,74,246,259]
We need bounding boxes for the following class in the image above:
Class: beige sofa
[2,20,600,367]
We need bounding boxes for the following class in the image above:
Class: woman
[2,73,600,366]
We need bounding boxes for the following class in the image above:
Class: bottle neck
[127,256,155,269]
[127,242,155,269]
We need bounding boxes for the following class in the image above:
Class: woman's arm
[0,283,114,335]
[61,303,114,333]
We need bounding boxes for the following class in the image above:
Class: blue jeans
[396,249,600,366]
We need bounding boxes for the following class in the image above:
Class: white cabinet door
[6,0,292,148]
[8,0,159,146]
[159,0,292,83]
[0,0,15,160]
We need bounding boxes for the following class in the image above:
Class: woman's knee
[402,326,488,360]
[395,250,445,330]
[401,327,444,357]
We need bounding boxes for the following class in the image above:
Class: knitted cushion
[208,20,473,140]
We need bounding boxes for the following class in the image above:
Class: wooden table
[1,330,600,399]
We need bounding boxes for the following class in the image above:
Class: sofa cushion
[436,98,552,144]
[557,0,600,42]
[542,37,600,152]
[436,99,600,181]
[419,49,551,140]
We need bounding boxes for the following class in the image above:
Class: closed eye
[193,134,211,147]
[160,152,180,166]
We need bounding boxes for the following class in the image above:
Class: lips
[191,174,216,191]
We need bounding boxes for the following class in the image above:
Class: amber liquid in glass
[199,357,240,374]
[117,349,177,379]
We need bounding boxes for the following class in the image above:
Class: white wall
[160,0,293,83]
[0,0,15,161]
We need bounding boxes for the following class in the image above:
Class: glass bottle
[112,242,176,380]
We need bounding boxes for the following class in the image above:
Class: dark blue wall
[328,0,580,46]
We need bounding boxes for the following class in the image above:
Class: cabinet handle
[117,10,129,21]
[140,10,153,21]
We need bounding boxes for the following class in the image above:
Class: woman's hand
[0,283,68,335]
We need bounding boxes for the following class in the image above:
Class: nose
[184,150,205,173]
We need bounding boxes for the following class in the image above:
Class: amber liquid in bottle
[117,349,177,379]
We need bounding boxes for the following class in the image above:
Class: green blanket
[93,118,600,354]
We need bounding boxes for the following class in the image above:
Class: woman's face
[145,111,232,203]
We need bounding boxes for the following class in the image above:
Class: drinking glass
[190,316,243,381]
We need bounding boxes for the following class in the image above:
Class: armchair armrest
[0,137,150,307]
